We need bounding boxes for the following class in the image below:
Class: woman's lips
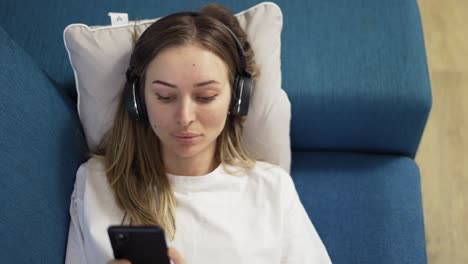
[173,132,201,144]
[174,132,201,137]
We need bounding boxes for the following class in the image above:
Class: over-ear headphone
[124,11,253,122]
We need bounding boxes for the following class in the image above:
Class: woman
[65,3,331,264]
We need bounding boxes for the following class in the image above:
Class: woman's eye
[197,95,218,103]
[155,94,174,102]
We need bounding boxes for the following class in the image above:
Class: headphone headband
[154,11,250,77]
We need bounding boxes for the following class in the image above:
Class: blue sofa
[0,0,431,263]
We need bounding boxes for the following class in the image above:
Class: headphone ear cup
[124,79,145,121]
[137,81,148,121]
[229,75,253,116]
[229,75,240,115]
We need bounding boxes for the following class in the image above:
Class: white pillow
[63,1,291,173]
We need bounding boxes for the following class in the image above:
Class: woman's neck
[163,151,219,176]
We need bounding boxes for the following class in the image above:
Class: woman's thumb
[167,246,186,264]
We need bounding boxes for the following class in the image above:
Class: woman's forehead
[146,44,230,82]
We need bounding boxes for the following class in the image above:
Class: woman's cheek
[148,106,171,129]
[199,108,228,127]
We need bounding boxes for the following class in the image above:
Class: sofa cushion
[285,0,431,157]
[0,26,86,263]
[63,2,291,172]
[291,151,427,264]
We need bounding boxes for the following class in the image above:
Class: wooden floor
[415,0,468,263]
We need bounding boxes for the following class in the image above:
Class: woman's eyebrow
[153,80,177,88]
[194,80,220,87]
[152,80,221,88]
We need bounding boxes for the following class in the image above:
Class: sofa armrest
[0,26,86,263]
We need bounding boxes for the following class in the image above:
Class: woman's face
[144,44,231,162]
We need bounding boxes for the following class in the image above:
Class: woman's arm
[280,174,332,264]
[65,164,88,264]
[65,192,87,263]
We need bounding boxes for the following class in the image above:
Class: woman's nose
[177,99,195,127]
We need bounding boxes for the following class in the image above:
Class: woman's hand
[107,260,131,264]
[106,246,186,264]
[168,246,187,264]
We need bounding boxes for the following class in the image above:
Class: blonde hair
[92,4,259,240]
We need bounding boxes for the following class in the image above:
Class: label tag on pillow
[108,12,129,26]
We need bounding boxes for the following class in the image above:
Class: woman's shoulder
[224,160,289,178]
[232,160,296,206]
[251,160,290,177]
[72,156,109,201]
[75,156,107,182]
[241,160,293,189]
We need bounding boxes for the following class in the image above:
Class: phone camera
[115,233,128,246]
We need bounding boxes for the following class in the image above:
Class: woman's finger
[168,246,186,264]
[107,259,131,264]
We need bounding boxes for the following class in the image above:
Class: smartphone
[108,225,171,264]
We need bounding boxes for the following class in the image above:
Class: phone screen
[108,225,171,264]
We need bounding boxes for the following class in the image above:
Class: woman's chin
[172,146,200,159]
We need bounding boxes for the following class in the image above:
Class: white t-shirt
[65,157,332,264]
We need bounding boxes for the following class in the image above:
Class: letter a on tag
[108,12,129,26]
